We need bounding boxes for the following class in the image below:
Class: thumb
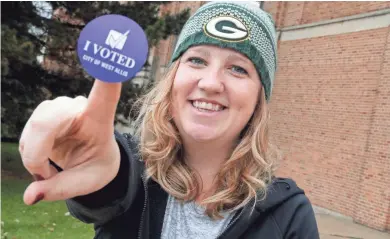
[23,158,120,205]
[24,181,46,205]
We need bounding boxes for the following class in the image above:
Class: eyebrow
[186,48,211,57]
[226,53,252,65]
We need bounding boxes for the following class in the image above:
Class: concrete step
[316,213,390,239]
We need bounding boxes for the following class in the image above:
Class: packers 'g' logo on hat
[204,16,249,42]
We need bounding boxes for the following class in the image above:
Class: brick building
[150,1,390,232]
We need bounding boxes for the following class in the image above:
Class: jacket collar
[255,177,304,212]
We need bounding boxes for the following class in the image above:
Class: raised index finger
[84,79,122,124]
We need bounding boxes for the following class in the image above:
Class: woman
[19,2,319,238]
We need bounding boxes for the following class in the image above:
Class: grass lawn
[1,142,94,239]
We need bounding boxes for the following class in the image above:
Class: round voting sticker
[77,14,148,83]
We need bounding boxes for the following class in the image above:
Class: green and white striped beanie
[170,1,278,102]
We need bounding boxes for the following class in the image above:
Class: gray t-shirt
[161,195,235,239]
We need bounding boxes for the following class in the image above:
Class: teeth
[192,100,223,111]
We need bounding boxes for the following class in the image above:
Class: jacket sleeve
[283,194,320,239]
[64,130,144,226]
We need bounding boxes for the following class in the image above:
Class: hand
[19,80,122,205]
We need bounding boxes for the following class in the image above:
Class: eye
[231,65,248,75]
[188,57,206,66]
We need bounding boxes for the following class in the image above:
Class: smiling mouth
[189,100,227,112]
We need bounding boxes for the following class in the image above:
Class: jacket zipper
[216,208,244,238]
[137,172,148,239]
[122,133,148,239]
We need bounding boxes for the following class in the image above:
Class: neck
[182,137,237,201]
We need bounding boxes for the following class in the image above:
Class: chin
[184,125,221,142]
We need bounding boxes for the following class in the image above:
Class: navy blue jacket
[65,132,320,239]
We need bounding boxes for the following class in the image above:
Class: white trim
[279,9,390,41]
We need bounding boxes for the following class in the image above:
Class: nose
[197,68,224,93]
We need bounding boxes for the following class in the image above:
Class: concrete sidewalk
[316,213,390,239]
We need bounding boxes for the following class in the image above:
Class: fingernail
[31,193,44,205]
[32,174,44,181]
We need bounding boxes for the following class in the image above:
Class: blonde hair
[133,58,278,219]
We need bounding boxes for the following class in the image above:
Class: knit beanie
[169,1,278,102]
